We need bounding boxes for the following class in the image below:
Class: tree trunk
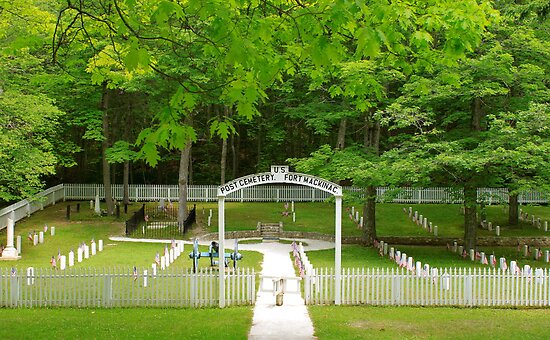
[178,115,193,227]
[100,83,114,215]
[123,160,129,205]
[336,118,347,149]
[463,184,478,250]
[471,97,483,131]
[509,192,519,225]
[231,132,237,179]
[363,186,377,245]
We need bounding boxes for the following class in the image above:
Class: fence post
[464,275,473,306]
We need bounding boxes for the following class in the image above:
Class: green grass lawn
[0,307,253,339]
[309,306,550,339]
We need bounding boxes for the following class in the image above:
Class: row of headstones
[479,220,503,236]
[404,207,438,237]
[375,240,434,278]
[293,241,313,277]
[52,239,105,270]
[348,206,363,229]
[519,209,548,231]
[447,241,550,273]
[15,225,57,255]
[151,240,185,275]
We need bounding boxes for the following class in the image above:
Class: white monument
[0,214,20,260]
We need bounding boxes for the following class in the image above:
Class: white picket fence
[0,267,255,308]
[304,267,550,307]
[1,184,547,231]
[63,183,547,204]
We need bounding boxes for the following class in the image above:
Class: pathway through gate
[240,239,334,339]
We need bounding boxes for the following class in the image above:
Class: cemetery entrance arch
[216,166,343,307]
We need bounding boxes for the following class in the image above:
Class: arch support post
[218,195,225,308]
[335,195,342,305]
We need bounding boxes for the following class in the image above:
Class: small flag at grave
[50,256,57,269]
[28,233,33,242]
[44,225,48,233]
[155,252,160,265]
[482,256,488,265]
[11,267,16,276]
[133,266,138,281]
[492,255,496,267]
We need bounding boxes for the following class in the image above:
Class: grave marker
[469,249,475,261]
[152,263,157,278]
[143,269,148,287]
[359,216,363,228]
[415,261,422,276]
[68,250,74,267]
[510,261,517,274]
[458,245,464,255]
[495,225,500,236]
[434,225,438,237]
[499,257,507,271]
[39,231,44,244]
[355,211,359,222]
[90,200,93,210]
[452,241,457,253]
[60,255,66,270]
[545,250,550,263]
[383,243,388,256]
[33,234,38,246]
[91,241,96,256]
[522,244,529,257]
[16,235,21,255]
[545,221,548,232]
[389,247,395,259]
[489,255,495,268]
[293,212,296,222]
[98,239,103,252]
[94,194,101,215]
[441,272,451,290]
[480,252,486,265]
[351,206,355,215]
[488,222,492,231]
[291,201,294,212]
[50,226,55,236]
[84,245,90,259]
[169,249,174,263]
[77,248,83,263]
[161,256,166,270]
[408,207,412,218]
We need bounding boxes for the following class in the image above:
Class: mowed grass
[309,306,550,339]
[0,307,253,339]
[0,201,262,271]
[305,244,550,269]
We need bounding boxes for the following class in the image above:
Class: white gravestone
[496,226,500,236]
[523,245,529,257]
[39,231,44,244]
[453,241,457,253]
[152,263,157,278]
[441,272,451,290]
[423,218,427,229]
[98,239,103,252]
[489,255,495,267]
[535,268,544,284]
[51,226,55,236]
[383,243,388,255]
[165,254,170,267]
[416,261,422,276]
[359,216,363,228]
[545,221,548,232]
[510,261,517,274]
[293,212,296,222]
[351,206,355,215]
[169,249,174,263]
[84,245,90,259]
[60,255,66,270]
[95,194,101,215]
[16,235,21,255]
[487,222,492,231]
[458,245,464,255]
[33,234,38,246]
[90,200,93,209]
[545,250,550,263]
[91,242,96,256]
[355,211,359,222]
[161,256,166,270]
[499,257,507,271]
[68,251,75,267]
[480,252,486,265]
[26,267,35,285]
[77,248,83,263]
[469,249,475,261]
[419,215,423,226]
[143,270,148,287]
[389,247,395,259]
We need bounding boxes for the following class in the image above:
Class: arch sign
[216,165,344,307]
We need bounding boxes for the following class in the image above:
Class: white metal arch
[217,166,343,307]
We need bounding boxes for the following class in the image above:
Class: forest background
[1,0,549,249]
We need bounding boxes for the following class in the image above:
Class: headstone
[379,241,384,252]
[90,200,93,210]
[389,247,395,259]
[532,215,535,225]
[50,226,55,236]
[489,255,495,268]
[407,257,414,271]
[66,205,71,220]
[480,252,486,265]
[84,245,90,259]
[39,231,44,244]
[143,269,148,287]
[458,245,464,255]
[355,211,359,222]
[499,257,506,271]
[545,221,548,232]
[77,248,83,263]
[535,268,544,284]
[414,211,418,219]
[291,201,294,212]
[26,267,35,285]
[161,256,166,270]
[95,194,101,215]
[152,263,157,278]
[523,245,529,257]
[98,239,103,251]
[510,261,517,274]
[496,225,500,236]
[423,264,430,277]
[169,249,174,263]
[351,206,355,215]
[545,250,550,263]
[293,212,296,222]
[209,209,213,218]
[453,241,457,253]
[429,222,432,232]
[16,235,21,255]
[68,250,74,267]
[408,207,412,218]
[488,222,492,231]
[359,217,363,228]
[419,215,423,226]
[537,218,541,229]
[60,255,66,270]
[33,234,38,246]
[423,218,427,229]
[91,242,96,256]
[207,215,212,227]
[434,225,438,237]
[383,243,388,255]
[415,261,422,276]
[401,253,407,267]
[523,265,531,277]
[469,249,475,261]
